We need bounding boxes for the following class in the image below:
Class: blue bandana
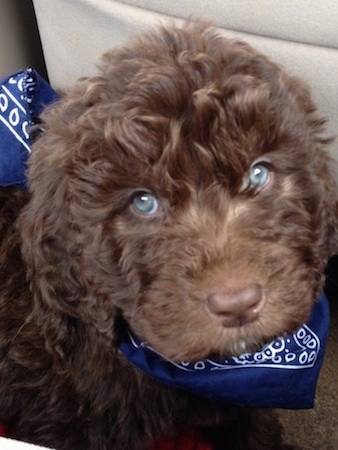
[0,68,58,187]
[120,293,329,409]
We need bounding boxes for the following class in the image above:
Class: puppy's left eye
[132,192,159,216]
[249,163,271,189]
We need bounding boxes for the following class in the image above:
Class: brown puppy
[0,21,337,450]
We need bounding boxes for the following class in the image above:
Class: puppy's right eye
[131,192,159,216]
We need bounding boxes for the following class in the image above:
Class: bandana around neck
[119,293,329,409]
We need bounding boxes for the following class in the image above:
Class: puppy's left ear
[314,149,338,266]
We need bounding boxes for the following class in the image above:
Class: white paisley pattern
[0,70,36,154]
[130,322,321,373]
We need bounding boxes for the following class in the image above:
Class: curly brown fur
[0,22,337,449]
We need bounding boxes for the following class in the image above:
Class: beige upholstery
[33,0,338,161]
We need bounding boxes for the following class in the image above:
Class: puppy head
[20,22,338,362]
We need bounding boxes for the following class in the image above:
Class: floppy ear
[17,80,124,368]
[312,147,338,268]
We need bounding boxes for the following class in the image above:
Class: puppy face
[23,23,338,362]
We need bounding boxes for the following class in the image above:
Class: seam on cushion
[113,0,338,51]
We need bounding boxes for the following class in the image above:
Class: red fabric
[151,431,212,450]
[0,424,211,449]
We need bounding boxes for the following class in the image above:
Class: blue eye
[132,192,159,215]
[249,163,270,189]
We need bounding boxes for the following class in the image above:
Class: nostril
[206,283,263,327]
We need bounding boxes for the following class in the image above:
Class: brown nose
[206,283,263,327]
